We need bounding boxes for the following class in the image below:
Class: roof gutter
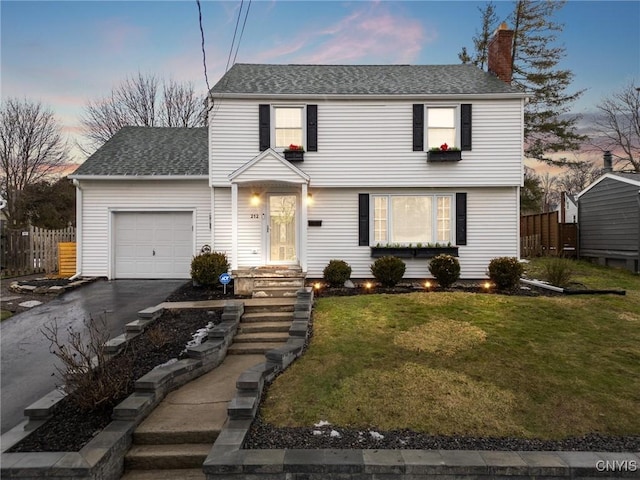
[68,175,209,181]
[209,92,528,101]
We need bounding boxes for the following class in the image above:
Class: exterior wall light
[306,193,314,206]
[251,193,261,206]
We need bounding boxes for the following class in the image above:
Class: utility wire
[225,1,244,73]
[232,0,251,67]
[196,0,210,93]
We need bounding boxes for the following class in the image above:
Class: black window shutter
[456,192,467,246]
[259,104,270,151]
[412,104,424,151]
[461,104,472,151]
[306,104,318,152]
[358,194,370,246]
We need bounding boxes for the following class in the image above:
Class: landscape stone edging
[203,288,640,480]
[9,277,100,295]
[0,300,245,480]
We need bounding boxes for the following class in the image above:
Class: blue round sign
[219,273,231,285]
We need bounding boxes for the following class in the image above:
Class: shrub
[42,316,133,411]
[541,257,573,287]
[191,252,230,287]
[323,259,352,287]
[371,256,406,287]
[488,257,524,290]
[428,254,460,288]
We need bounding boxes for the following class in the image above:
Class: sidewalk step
[124,444,210,470]
[239,321,292,333]
[133,428,219,445]
[252,288,299,298]
[120,468,205,479]
[234,332,289,343]
[227,342,287,355]
[241,311,294,323]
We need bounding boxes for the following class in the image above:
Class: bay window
[373,195,452,244]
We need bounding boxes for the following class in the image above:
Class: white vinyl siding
[209,98,523,188]
[306,187,519,279]
[77,180,211,278]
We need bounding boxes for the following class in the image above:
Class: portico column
[300,182,308,272]
[231,182,238,271]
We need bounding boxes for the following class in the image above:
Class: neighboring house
[70,26,526,289]
[577,172,640,273]
[552,192,578,224]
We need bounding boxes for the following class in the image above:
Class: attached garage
[69,127,212,280]
[113,211,194,279]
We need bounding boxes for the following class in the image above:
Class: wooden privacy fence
[520,211,577,258]
[1,224,76,277]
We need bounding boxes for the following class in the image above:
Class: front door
[267,194,297,264]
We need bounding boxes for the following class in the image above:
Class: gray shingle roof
[71,127,208,177]
[210,63,522,96]
[611,172,639,182]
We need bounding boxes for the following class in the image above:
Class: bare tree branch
[0,98,69,225]
[80,73,206,154]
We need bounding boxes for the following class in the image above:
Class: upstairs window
[274,107,303,149]
[373,195,453,244]
[426,106,457,149]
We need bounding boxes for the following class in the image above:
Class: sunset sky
[2,0,639,171]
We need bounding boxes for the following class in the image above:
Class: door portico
[228,149,310,272]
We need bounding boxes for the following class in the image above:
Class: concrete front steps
[234,266,306,298]
[228,298,295,355]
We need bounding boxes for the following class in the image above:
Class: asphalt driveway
[0,278,186,434]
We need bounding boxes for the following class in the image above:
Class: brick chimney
[603,151,613,173]
[488,22,514,84]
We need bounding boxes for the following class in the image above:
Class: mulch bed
[9,308,220,452]
[165,281,250,302]
[245,414,640,451]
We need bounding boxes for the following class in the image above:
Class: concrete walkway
[120,354,264,479]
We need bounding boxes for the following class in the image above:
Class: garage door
[114,212,193,279]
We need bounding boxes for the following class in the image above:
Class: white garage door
[114,212,193,279]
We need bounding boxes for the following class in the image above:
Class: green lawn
[1,310,13,321]
[262,259,640,439]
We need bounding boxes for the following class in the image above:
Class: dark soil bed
[245,415,640,451]
[15,278,72,288]
[165,281,250,301]
[9,308,220,453]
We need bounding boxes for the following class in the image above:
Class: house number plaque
[250,214,259,219]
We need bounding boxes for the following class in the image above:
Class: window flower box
[370,247,414,258]
[283,144,304,162]
[427,143,461,162]
[414,246,459,258]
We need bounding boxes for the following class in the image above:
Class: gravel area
[245,415,640,451]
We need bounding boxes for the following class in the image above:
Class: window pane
[437,196,451,243]
[428,129,456,149]
[275,108,302,128]
[373,196,388,243]
[428,108,454,128]
[391,196,432,243]
[276,129,303,147]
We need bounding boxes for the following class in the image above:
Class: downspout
[70,179,83,280]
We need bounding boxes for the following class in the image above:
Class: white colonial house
[70,27,525,293]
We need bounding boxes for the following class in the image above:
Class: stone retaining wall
[0,301,245,480]
[202,288,640,480]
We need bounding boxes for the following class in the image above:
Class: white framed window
[274,106,304,149]
[373,194,453,244]
[426,106,458,150]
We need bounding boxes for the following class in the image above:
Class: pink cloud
[250,3,432,65]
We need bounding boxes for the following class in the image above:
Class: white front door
[267,194,297,264]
